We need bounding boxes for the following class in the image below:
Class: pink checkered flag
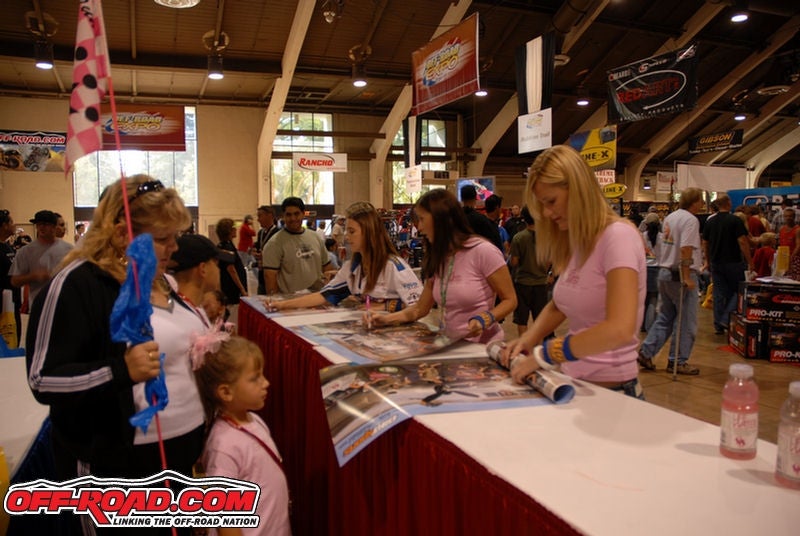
[65,0,111,175]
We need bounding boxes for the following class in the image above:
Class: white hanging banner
[517,108,552,154]
[405,165,422,194]
[656,171,675,193]
[676,163,745,192]
[293,152,348,172]
[594,169,615,186]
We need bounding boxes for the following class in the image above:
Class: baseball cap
[169,234,230,273]
[29,210,58,225]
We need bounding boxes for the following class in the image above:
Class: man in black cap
[168,234,230,327]
[10,210,73,306]
[460,184,503,252]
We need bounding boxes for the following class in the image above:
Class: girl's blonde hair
[525,145,617,273]
[194,336,264,425]
[60,174,191,282]
[345,201,399,293]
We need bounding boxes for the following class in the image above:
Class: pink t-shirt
[431,237,507,343]
[203,413,291,536]
[555,221,646,382]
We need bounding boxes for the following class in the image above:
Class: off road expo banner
[567,125,617,170]
[412,14,479,116]
[607,44,697,124]
[688,129,743,154]
[0,130,66,172]
[100,103,186,152]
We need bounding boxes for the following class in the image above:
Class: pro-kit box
[767,323,800,364]
[728,313,768,360]
[738,281,800,325]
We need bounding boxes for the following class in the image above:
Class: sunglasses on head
[128,180,165,203]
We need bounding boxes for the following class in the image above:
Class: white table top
[0,356,48,478]
[257,304,800,536]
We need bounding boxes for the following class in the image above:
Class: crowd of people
[4,144,800,535]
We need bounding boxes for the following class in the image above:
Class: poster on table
[688,129,743,154]
[456,177,495,205]
[567,125,617,170]
[100,103,186,151]
[606,44,698,124]
[517,108,552,154]
[321,357,572,465]
[291,320,465,364]
[411,13,479,116]
[0,130,66,171]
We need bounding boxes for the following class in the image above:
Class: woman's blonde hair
[345,201,399,293]
[525,145,617,273]
[194,336,264,425]
[61,174,191,282]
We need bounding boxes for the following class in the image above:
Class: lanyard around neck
[438,255,455,331]
[219,414,285,473]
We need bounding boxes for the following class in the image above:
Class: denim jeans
[639,268,698,364]
[711,261,746,330]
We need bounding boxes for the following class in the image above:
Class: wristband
[544,337,568,364]
[563,335,578,362]
[469,311,495,331]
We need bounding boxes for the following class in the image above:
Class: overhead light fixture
[322,0,344,23]
[576,97,589,106]
[734,112,747,121]
[352,63,367,87]
[348,43,371,88]
[34,39,54,70]
[154,0,201,7]
[643,178,652,190]
[730,0,749,23]
[207,54,224,80]
[475,89,488,97]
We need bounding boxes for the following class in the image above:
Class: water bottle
[775,381,800,489]
[719,363,759,460]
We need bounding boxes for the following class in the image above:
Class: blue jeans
[640,268,698,364]
[711,261,746,330]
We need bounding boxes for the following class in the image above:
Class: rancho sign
[292,153,348,173]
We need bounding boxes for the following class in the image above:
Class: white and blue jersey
[321,255,421,312]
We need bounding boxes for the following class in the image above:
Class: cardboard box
[738,282,800,325]
[728,313,769,360]
[767,323,800,364]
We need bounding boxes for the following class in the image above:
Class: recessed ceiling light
[576,97,589,106]
[475,89,488,97]
[734,112,747,121]
[730,11,749,23]
[154,0,201,8]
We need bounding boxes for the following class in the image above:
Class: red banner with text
[101,103,186,151]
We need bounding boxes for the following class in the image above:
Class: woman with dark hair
[374,189,516,343]
[216,218,248,325]
[26,174,198,482]
[270,201,421,312]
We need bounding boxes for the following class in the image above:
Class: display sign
[567,125,617,170]
[517,108,552,154]
[656,171,676,193]
[405,165,422,194]
[293,152,348,173]
[607,44,697,124]
[688,129,744,154]
[602,183,627,198]
[0,130,66,172]
[456,177,495,206]
[412,14,480,116]
[594,169,616,186]
[101,103,186,152]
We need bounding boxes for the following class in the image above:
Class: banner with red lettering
[293,153,348,173]
[412,14,480,116]
[100,103,186,152]
[0,130,66,172]
[607,44,697,124]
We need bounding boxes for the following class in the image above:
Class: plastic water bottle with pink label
[719,363,759,460]
[775,381,800,489]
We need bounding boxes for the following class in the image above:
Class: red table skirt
[239,302,579,536]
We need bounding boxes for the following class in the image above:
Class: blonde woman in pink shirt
[502,145,647,399]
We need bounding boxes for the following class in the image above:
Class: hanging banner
[405,165,422,194]
[517,108,552,154]
[594,169,616,186]
[293,153,348,173]
[607,44,697,124]
[0,130,66,172]
[412,14,479,116]
[656,171,676,193]
[515,32,555,115]
[688,129,743,154]
[567,125,617,170]
[100,103,186,151]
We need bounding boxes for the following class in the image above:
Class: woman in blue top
[269,202,422,312]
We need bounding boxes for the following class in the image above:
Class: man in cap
[10,210,73,306]
[460,184,503,252]
[168,234,229,327]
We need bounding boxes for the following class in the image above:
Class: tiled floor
[503,304,800,443]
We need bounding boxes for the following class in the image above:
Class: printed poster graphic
[412,13,480,116]
[567,125,617,170]
[0,130,66,172]
[607,44,698,124]
[321,358,561,465]
[100,103,186,152]
[517,108,552,154]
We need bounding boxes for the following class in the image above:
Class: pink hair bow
[190,329,231,370]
